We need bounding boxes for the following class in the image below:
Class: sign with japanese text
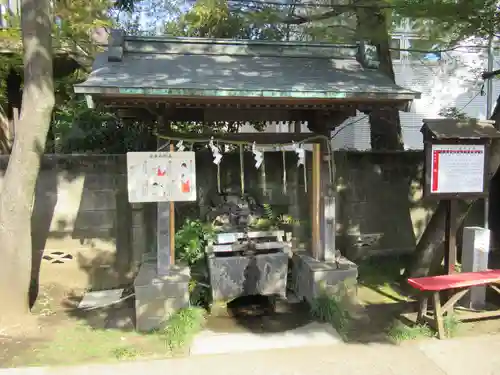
[429,144,485,194]
[126,151,196,203]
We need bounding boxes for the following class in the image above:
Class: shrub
[161,307,207,353]
[310,290,351,339]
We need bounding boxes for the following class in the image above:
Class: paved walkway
[1,334,500,375]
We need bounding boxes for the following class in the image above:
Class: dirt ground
[350,276,500,343]
[0,284,169,368]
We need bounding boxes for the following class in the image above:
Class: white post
[461,227,491,309]
[484,35,494,229]
[156,137,172,276]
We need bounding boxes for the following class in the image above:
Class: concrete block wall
[0,150,492,291]
[0,155,148,291]
[333,150,485,259]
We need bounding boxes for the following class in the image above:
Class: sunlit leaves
[394,0,500,45]
[165,0,251,38]
[52,0,119,60]
[1,0,130,64]
[164,0,302,40]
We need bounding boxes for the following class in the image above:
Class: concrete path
[417,335,500,375]
[2,334,500,375]
[190,322,343,355]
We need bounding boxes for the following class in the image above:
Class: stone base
[290,251,358,305]
[207,252,288,302]
[133,261,190,332]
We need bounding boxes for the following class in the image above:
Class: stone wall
[334,151,485,259]
[0,152,311,291]
[0,155,140,291]
[0,151,490,290]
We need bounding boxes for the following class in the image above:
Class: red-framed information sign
[421,118,500,274]
[422,119,500,200]
[429,144,486,195]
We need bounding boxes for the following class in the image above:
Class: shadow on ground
[62,288,137,331]
[208,294,313,334]
[347,300,417,344]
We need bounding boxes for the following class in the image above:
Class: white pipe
[485,36,494,229]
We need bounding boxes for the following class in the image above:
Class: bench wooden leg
[433,291,446,339]
[417,294,428,324]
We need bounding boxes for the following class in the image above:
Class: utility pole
[487,36,495,131]
[485,35,494,229]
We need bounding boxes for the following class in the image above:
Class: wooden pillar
[311,142,322,260]
[169,143,175,265]
[290,121,302,248]
[444,199,458,274]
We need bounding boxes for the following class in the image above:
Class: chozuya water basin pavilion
[74,29,420,331]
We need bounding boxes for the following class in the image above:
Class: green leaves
[394,0,500,44]
[165,0,251,38]
[438,106,472,121]
[1,0,132,64]
[175,219,213,266]
[163,0,295,41]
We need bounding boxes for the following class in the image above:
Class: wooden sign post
[421,119,500,274]
[126,150,197,276]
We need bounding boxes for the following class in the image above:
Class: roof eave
[74,85,419,103]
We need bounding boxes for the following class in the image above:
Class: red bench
[407,269,500,339]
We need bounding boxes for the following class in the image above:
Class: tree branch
[279,9,346,25]
[319,24,357,33]
[227,0,394,10]
[483,69,500,80]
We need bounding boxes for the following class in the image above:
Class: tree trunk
[0,0,54,321]
[405,95,500,278]
[369,107,404,150]
[356,3,404,151]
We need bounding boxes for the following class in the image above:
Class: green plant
[111,346,140,360]
[387,314,459,342]
[175,219,213,308]
[311,290,351,339]
[438,106,471,121]
[161,307,207,353]
[252,203,301,230]
[175,219,213,266]
[387,321,433,342]
[444,313,460,337]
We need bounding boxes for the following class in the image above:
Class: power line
[227,0,393,9]
[457,91,482,112]
[331,115,367,140]
[331,89,483,142]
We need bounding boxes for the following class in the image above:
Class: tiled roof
[74,31,420,102]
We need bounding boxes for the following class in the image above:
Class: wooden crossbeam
[157,132,325,144]
[416,284,500,339]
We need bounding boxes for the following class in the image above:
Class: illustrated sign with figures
[126,151,197,203]
[429,144,485,195]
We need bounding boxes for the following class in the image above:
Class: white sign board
[126,151,197,203]
[430,144,485,194]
